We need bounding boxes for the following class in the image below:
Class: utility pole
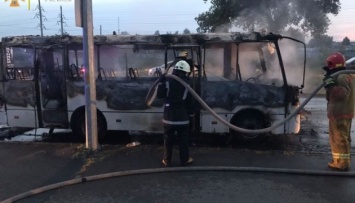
[117,17,120,34]
[56,6,68,36]
[60,6,64,35]
[38,0,43,36]
[100,25,102,35]
[82,0,98,150]
[34,0,46,36]
[74,0,98,150]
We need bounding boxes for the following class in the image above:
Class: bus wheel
[72,111,107,142]
[230,113,268,142]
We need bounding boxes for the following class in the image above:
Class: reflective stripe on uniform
[162,119,189,125]
[182,88,188,100]
[165,81,170,97]
[332,152,351,159]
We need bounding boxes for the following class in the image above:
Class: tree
[154,30,160,35]
[121,31,129,35]
[183,28,191,34]
[308,35,333,48]
[113,31,117,35]
[283,27,305,42]
[342,37,350,46]
[195,0,340,37]
[307,34,334,69]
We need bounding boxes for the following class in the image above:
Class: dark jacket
[157,70,195,125]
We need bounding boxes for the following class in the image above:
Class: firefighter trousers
[163,124,190,164]
[329,119,352,167]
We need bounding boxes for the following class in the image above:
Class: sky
[0,0,354,42]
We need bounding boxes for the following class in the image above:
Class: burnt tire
[230,113,268,142]
[72,111,107,142]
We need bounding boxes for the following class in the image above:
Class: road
[1,141,355,203]
[298,96,355,152]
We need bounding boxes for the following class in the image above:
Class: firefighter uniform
[323,52,355,171]
[157,60,195,166]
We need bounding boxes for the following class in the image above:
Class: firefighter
[177,49,189,58]
[323,52,355,171]
[175,50,193,70]
[157,60,194,167]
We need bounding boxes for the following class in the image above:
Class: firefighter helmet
[174,60,191,73]
[178,50,189,57]
[326,52,346,69]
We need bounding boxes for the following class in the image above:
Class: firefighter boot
[181,157,194,166]
[162,159,171,167]
[328,159,350,171]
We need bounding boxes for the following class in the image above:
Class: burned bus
[0,32,306,141]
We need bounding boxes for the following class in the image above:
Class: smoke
[278,39,325,94]
[90,34,321,95]
[278,39,305,86]
[232,0,306,35]
[202,38,319,95]
[99,45,165,77]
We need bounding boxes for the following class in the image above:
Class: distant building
[343,43,355,58]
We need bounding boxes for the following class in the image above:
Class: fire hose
[146,70,355,134]
[1,166,355,203]
[2,70,355,203]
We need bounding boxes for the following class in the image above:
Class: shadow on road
[40,130,300,152]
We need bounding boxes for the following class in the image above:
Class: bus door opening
[37,48,68,127]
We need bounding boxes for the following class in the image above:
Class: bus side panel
[200,105,301,135]
[4,81,37,128]
[270,114,300,134]
[0,107,7,126]
[103,112,163,132]
[67,80,165,132]
[6,108,37,127]
[200,112,231,133]
[67,91,165,133]
[269,104,301,134]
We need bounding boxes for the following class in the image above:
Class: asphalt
[1,140,355,203]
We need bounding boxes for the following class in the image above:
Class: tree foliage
[307,35,333,48]
[195,0,340,37]
[342,37,350,46]
[154,30,160,35]
[183,28,191,34]
[283,27,305,42]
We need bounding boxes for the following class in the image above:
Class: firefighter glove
[323,76,336,88]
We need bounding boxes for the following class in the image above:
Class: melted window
[5,47,34,80]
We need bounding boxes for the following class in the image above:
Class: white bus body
[0,32,306,141]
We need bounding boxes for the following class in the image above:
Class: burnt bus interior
[0,33,306,139]
[200,39,305,139]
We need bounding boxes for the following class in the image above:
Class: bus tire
[230,111,269,143]
[71,110,107,142]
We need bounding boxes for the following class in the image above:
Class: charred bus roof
[0,32,287,48]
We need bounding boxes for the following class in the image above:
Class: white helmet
[174,60,191,73]
[178,50,188,57]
